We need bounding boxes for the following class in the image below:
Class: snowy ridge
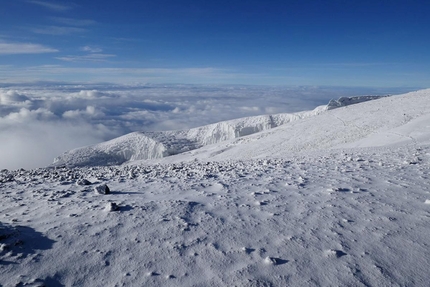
[53,95,383,167]
[327,95,390,110]
[147,89,430,164]
[53,133,168,167]
[53,104,328,167]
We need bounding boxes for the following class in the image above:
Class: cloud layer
[0,84,405,170]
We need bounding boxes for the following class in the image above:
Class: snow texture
[1,89,430,286]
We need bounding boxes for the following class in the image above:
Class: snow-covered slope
[53,94,389,168]
[52,105,328,167]
[2,144,430,287]
[2,89,430,287]
[157,89,430,163]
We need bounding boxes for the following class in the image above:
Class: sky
[1,0,430,87]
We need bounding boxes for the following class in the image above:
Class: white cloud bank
[0,84,408,170]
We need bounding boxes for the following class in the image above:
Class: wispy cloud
[50,17,96,27]
[32,26,86,35]
[0,41,58,55]
[316,62,393,68]
[56,54,116,62]
[80,46,103,53]
[27,0,72,12]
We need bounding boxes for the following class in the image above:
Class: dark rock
[76,179,92,186]
[105,202,119,212]
[94,184,110,195]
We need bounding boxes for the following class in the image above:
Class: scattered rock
[325,249,347,258]
[76,179,92,186]
[95,184,110,195]
[14,278,46,287]
[327,187,351,193]
[1,174,14,183]
[242,247,255,254]
[263,256,288,265]
[105,202,119,212]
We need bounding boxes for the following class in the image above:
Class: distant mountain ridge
[327,95,390,110]
[52,95,389,167]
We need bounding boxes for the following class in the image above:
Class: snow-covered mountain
[52,95,390,167]
[1,89,430,287]
[158,89,430,163]
[52,106,329,167]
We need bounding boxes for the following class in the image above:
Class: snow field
[1,144,430,286]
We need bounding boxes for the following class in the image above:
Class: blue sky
[1,0,429,87]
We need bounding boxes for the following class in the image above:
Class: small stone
[94,184,110,194]
[264,256,278,265]
[263,256,288,265]
[105,202,119,212]
[325,249,347,258]
[77,179,92,186]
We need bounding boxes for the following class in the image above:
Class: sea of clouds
[0,84,411,170]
